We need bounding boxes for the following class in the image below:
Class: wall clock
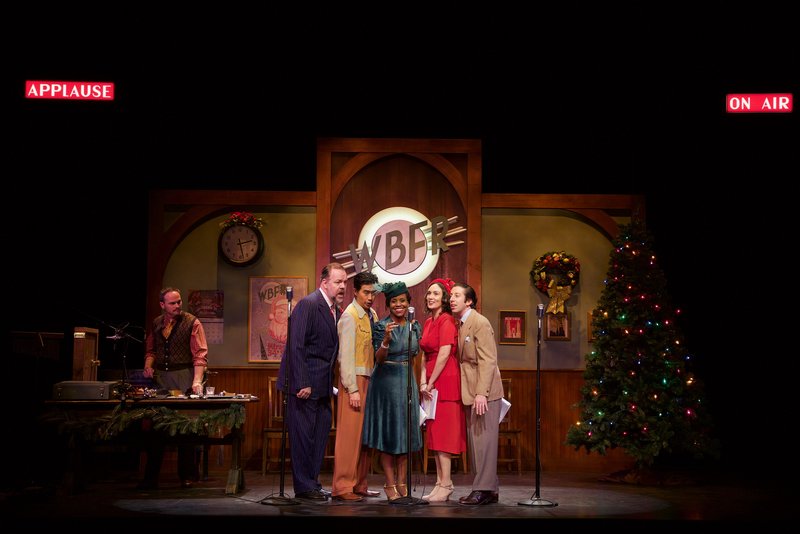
[218,224,264,266]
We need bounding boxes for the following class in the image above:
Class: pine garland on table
[44,403,246,441]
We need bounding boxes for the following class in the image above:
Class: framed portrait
[498,310,526,345]
[187,289,224,345]
[545,313,571,341]
[248,276,308,363]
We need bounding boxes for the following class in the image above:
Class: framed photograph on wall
[545,313,571,341]
[187,290,224,345]
[498,310,526,345]
[249,276,308,363]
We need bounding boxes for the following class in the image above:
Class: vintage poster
[248,276,308,363]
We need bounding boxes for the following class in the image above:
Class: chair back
[497,376,522,474]
[267,376,285,427]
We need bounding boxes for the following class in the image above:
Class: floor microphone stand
[108,324,141,403]
[262,287,300,506]
[519,304,557,507]
[390,308,427,506]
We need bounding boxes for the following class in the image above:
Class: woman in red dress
[419,277,466,502]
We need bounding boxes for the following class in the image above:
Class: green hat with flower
[378,281,409,300]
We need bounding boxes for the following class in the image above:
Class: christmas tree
[565,223,718,473]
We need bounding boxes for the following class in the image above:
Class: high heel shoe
[396,483,408,497]
[422,483,441,501]
[426,483,453,502]
[384,483,401,502]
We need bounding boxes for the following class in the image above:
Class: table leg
[225,429,244,494]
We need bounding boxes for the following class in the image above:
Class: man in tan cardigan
[331,271,381,501]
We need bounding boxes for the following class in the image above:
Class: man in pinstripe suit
[278,262,348,500]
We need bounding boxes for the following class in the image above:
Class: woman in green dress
[362,282,423,501]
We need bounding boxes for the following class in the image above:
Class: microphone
[107,322,129,340]
[537,304,545,318]
[286,286,293,302]
[407,306,415,323]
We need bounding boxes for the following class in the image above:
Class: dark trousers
[140,421,200,483]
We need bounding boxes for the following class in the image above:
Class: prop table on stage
[43,396,258,494]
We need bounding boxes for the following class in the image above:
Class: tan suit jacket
[458,309,504,405]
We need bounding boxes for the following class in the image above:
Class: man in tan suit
[450,282,504,505]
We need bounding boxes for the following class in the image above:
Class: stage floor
[3,465,790,531]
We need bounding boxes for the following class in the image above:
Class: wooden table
[44,396,258,494]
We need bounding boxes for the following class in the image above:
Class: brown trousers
[332,375,373,496]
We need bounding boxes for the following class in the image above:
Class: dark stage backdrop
[8,4,798,476]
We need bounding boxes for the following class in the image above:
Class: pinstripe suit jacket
[278,288,338,398]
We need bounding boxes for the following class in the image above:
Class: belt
[154,362,192,371]
[383,360,408,365]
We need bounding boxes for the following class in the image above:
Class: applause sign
[25,80,114,101]
[726,93,792,113]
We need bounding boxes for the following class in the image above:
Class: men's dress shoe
[295,489,329,501]
[458,490,499,505]
[135,480,158,491]
[355,489,381,497]
[180,480,193,489]
[333,492,364,502]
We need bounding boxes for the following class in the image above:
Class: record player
[52,380,119,400]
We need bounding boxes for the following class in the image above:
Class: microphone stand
[107,323,142,403]
[519,304,557,507]
[390,307,427,506]
[261,287,300,506]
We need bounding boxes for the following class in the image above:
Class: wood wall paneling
[207,368,630,474]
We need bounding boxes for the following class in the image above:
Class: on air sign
[726,93,792,113]
[25,80,115,101]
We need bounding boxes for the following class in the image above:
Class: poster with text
[249,276,308,363]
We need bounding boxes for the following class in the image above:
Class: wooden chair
[497,377,522,474]
[261,376,289,475]
[322,393,337,470]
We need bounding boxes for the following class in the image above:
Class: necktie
[163,319,175,338]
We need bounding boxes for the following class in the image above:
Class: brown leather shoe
[355,489,381,497]
[458,490,498,505]
[333,492,364,502]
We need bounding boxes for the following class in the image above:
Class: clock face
[218,225,264,266]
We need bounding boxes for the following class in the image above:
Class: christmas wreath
[529,251,581,295]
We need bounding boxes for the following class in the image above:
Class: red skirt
[425,399,466,455]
